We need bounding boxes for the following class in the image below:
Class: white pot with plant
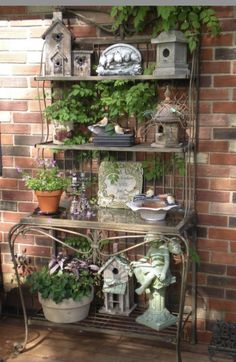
[26,252,99,323]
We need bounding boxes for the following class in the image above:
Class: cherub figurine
[130,233,182,331]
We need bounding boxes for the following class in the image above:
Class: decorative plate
[97,161,143,209]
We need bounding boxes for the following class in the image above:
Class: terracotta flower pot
[35,190,63,214]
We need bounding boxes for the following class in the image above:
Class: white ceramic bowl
[126,199,177,221]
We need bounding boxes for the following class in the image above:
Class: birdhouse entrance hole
[112,267,119,275]
[163,48,170,58]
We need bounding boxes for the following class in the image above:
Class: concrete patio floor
[0,316,231,362]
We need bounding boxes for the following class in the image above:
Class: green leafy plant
[110,6,221,52]
[17,158,69,192]
[25,252,99,304]
[96,80,157,124]
[142,154,185,181]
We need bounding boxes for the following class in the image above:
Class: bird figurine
[88,116,109,136]
[92,116,109,128]
[114,124,131,135]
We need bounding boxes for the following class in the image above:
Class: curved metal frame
[8,220,191,362]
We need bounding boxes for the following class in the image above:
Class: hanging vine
[110,6,221,52]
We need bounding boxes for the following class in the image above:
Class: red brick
[209,228,236,241]
[213,102,236,113]
[225,313,236,323]
[197,190,229,203]
[15,157,37,169]
[227,266,236,276]
[210,178,236,191]
[12,65,40,75]
[232,61,236,75]
[2,212,26,223]
[198,127,211,139]
[13,112,42,123]
[30,78,51,88]
[197,164,230,178]
[2,190,33,202]
[214,75,236,87]
[213,6,235,18]
[198,140,228,152]
[1,124,30,134]
[199,75,212,87]
[70,25,97,38]
[199,114,229,127]
[201,33,233,47]
[200,48,213,61]
[196,202,209,214]
[198,250,210,263]
[21,245,51,257]
[197,214,227,227]
[0,223,15,233]
[220,19,236,32]
[0,101,27,111]
[198,238,228,252]
[230,242,236,253]
[1,135,13,145]
[200,61,231,74]
[210,153,236,165]
[0,6,27,15]
[196,178,209,189]
[209,298,236,312]
[2,156,13,167]
[18,202,37,213]
[0,179,17,189]
[211,203,236,215]
[199,102,211,114]
[0,77,27,87]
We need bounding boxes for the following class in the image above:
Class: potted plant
[25,252,99,323]
[18,158,69,214]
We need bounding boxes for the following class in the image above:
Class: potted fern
[26,252,99,323]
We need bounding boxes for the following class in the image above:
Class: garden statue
[96,43,142,76]
[130,233,182,331]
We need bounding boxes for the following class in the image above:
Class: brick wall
[197,6,236,342]
[0,5,236,342]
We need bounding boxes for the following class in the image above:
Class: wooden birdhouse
[151,30,189,79]
[98,255,136,316]
[42,15,73,76]
[151,86,186,148]
[72,50,93,76]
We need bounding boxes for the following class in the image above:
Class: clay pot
[35,190,63,214]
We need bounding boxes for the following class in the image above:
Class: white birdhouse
[42,16,73,76]
[98,255,136,316]
[151,30,189,79]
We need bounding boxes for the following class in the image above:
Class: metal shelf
[35,141,192,153]
[34,75,190,81]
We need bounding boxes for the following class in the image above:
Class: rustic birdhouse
[42,16,73,76]
[98,255,136,316]
[72,50,93,76]
[151,86,186,148]
[151,30,189,78]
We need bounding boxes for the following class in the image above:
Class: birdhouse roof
[50,49,68,61]
[42,18,74,40]
[98,255,130,274]
[151,30,188,44]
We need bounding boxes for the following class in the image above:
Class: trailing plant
[110,6,221,52]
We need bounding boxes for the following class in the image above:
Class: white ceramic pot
[38,287,94,323]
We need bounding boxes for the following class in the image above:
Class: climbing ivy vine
[110,6,221,52]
